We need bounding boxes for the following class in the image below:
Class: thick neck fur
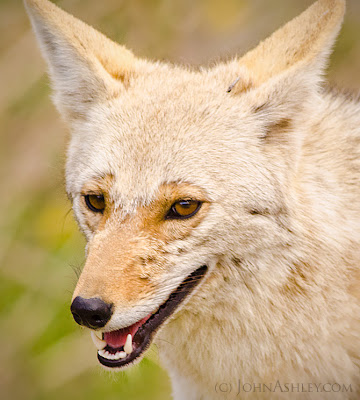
[157,90,360,400]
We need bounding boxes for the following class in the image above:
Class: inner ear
[25,0,136,121]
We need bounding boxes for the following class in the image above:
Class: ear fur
[233,0,345,92]
[227,0,345,154]
[24,0,136,120]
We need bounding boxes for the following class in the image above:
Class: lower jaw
[97,265,208,369]
[97,339,150,369]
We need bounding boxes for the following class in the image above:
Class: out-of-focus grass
[1,1,359,400]
[0,185,171,400]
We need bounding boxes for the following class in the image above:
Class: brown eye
[84,194,105,213]
[166,200,202,220]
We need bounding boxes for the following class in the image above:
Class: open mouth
[91,265,208,368]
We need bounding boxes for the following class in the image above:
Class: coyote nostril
[72,311,83,326]
[91,314,102,324]
[70,296,113,329]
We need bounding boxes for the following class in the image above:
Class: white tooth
[98,349,106,357]
[91,331,106,350]
[124,334,133,354]
[118,351,127,359]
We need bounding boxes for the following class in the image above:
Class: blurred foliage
[1,0,359,399]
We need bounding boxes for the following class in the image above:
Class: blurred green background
[1,0,359,399]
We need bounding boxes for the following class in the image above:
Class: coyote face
[25,1,360,397]
[66,67,287,368]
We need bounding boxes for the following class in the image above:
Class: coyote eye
[84,194,105,213]
[166,200,202,220]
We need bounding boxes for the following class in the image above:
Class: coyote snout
[68,181,211,368]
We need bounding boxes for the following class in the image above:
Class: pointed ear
[238,0,345,89]
[224,0,345,165]
[24,0,136,120]
[226,0,345,152]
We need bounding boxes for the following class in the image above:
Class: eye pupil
[84,194,105,213]
[167,200,202,219]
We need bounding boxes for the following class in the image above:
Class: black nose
[70,296,113,329]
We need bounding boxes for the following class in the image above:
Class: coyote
[25,0,359,398]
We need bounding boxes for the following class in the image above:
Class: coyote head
[25,0,345,369]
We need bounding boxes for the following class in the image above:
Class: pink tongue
[104,314,151,348]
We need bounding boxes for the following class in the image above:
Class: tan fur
[73,181,210,326]
[24,0,360,398]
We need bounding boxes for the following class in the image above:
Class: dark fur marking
[253,102,269,113]
[261,118,293,141]
[281,262,309,296]
[232,257,243,266]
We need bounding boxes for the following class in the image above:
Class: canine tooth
[91,331,106,350]
[124,334,133,354]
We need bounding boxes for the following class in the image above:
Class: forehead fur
[66,62,264,208]
[26,0,347,212]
